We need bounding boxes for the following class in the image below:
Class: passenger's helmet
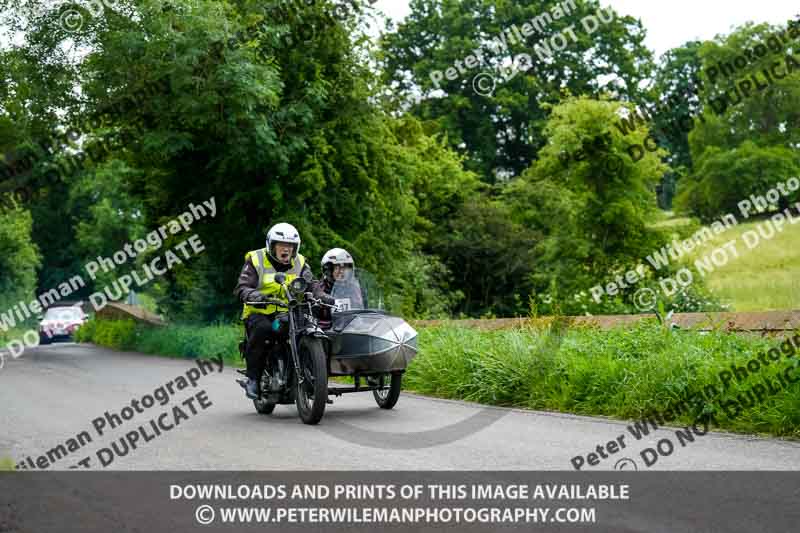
[321,248,354,283]
[266,223,301,262]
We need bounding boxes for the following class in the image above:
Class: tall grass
[406,322,800,437]
[75,318,242,365]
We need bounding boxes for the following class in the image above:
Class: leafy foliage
[675,141,800,221]
[380,0,655,180]
[504,97,669,311]
[75,318,241,364]
[0,204,41,311]
[677,20,800,220]
[0,1,794,320]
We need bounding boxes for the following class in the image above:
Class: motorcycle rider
[320,248,381,388]
[318,248,364,316]
[234,223,331,399]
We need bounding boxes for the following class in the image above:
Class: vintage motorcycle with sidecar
[236,270,418,425]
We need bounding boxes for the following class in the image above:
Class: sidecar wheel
[373,373,402,409]
[295,337,328,425]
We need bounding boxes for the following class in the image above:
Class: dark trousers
[245,314,284,380]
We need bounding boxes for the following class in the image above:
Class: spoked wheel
[295,337,328,425]
[373,373,402,409]
[253,369,276,414]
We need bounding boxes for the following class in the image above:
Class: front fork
[286,307,304,386]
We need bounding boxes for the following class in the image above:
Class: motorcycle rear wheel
[295,337,328,425]
[254,370,276,414]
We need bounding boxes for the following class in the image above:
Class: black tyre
[253,369,276,415]
[373,373,402,409]
[295,337,328,425]
[253,397,276,414]
[39,333,52,345]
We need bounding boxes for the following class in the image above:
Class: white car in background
[39,306,88,344]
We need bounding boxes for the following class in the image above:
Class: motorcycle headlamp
[290,277,308,295]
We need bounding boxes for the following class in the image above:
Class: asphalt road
[1,343,799,471]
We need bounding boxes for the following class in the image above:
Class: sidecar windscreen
[331,279,364,311]
[330,268,383,311]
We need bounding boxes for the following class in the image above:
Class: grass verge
[406,321,800,438]
[0,327,35,355]
[74,318,243,367]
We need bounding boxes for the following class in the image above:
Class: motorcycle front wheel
[295,337,328,425]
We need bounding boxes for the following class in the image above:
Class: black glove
[321,294,336,306]
[246,291,268,303]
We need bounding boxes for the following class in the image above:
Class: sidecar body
[326,310,418,376]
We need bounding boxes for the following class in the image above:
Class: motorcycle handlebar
[245,299,288,308]
[247,297,338,310]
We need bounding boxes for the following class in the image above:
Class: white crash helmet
[321,248,354,281]
[266,222,301,261]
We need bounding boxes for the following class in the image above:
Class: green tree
[0,204,41,312]
[646,41,705,208]
[68,159,147,291]
[433,195,540,316]
[673,20,800,220]
[675,141,799,222]
[380,0,654,181]
[643,42,705,169]
[3,0,480,319]
[506,96,669,306]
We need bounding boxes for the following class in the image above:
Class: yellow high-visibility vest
[241,248,306,318]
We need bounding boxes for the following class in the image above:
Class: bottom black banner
[0,472,797,532]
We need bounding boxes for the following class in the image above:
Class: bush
[73,318,98,344]
[134,323,241,362]
[0,205,41,314]
[75,318,242,365]
[93,319,137,350]
[675,142,800,222]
